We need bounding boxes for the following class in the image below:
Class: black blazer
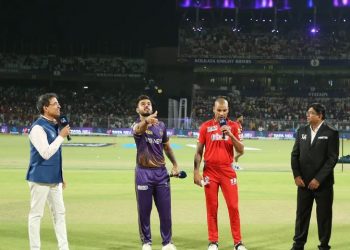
[291,122,339,187]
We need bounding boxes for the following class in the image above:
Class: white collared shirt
[29,116,64,160]
[310,121,324,144]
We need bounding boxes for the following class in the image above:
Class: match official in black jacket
[291,103,339,250]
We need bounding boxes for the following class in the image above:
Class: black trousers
[291,186,333,250]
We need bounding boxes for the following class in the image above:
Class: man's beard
[140,112,151,117]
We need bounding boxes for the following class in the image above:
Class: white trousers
[28,182,69,250]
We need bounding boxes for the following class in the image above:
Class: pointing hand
[145,111,158,125]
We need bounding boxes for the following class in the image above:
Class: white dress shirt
[29,116,64,160]
[310,121,324,144]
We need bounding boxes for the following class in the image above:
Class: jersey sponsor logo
[145,137,162,144]
[230,178,237,185]
[211,133,227,141]
[137,185,149,190]
[207,125,218,132]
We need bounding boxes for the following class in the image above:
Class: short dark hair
[308,103,326,120]
[136,95,151,107]
[36,93,58,114]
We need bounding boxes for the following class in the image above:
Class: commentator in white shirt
[26,93,71,250]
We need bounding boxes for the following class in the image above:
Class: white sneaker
[162,243,177,250]
[142,243,152,250]
[235,242,247,250]
[208,243,219,250]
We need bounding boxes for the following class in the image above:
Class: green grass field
[0,134,349,250]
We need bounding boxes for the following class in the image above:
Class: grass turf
[0,134,349,250]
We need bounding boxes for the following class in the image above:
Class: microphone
[219,118,227,139]
[59,115,71,141]
[169,170,187,179]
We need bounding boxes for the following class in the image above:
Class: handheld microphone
[219,118,227,139]
[59,115,71,141]
[169,170,187,179]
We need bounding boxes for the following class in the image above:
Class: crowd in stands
[0,53,145,76]
[0,84,137,129]
[191,85,350,131]
[1,83,350,132]
[179,25,350,59]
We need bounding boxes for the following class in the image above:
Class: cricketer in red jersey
[194,97,248,250]
[234,113,244,170]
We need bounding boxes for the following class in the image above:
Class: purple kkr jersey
[133,119,169,168]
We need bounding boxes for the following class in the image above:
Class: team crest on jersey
[159,130,163,136]
[207,125,218,132]
[145,130,153,135]
[301,134,307,140]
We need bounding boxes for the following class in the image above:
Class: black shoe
[290,247,304,250]
[235,242,248,250]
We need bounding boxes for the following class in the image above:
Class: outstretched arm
[133,111,158,135]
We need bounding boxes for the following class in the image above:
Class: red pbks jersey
[198,119,241,166]
[237,122,243,141]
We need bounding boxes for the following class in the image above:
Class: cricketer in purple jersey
[132,95,179,250]
[134,118,168,168]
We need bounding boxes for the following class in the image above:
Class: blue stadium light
[333,0,350,6]
[255,0,274,9]
[308,0,314,8]
[282,0,291,9]
[179,0,191,8]
[179,0,213,9]
[222,0,235,9]
[310,27,319,34]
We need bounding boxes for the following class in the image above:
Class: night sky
[1,0,347,55]
[0,0,180,55]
